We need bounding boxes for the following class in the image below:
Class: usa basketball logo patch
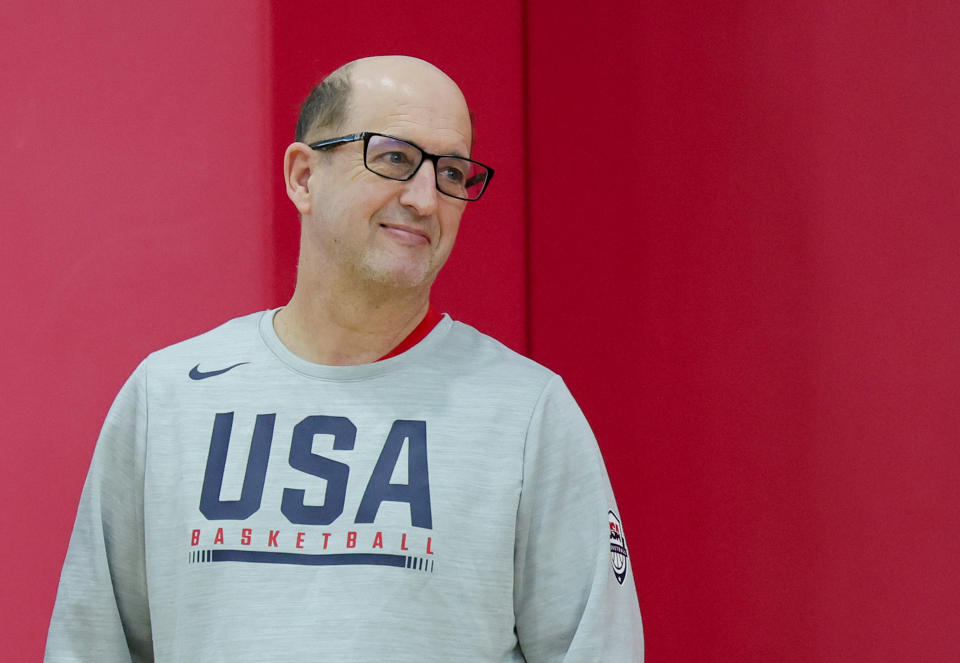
[608,510,629,585]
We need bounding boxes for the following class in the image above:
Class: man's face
[301,59,473,293]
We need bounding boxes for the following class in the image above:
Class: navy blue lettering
[355,420,432,528]
[281,415,356,525]
[199,412,275,520]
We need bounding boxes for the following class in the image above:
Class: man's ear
[284,142,316,215]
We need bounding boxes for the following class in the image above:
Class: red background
[3,1,958,660]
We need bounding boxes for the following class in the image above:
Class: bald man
[46,56,644,662]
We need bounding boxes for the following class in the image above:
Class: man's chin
[359,255,438,292]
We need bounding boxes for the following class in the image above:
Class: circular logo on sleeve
[608,510,629,585]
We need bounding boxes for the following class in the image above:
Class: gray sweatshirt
[46,310,643,661]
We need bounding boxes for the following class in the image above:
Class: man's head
[284,56,476,296]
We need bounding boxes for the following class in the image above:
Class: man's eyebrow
[387,133,468,159]
[425,143,469,160]
[438,142,472,159]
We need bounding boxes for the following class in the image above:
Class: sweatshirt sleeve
[45,363,154,662]
[514,375,644,662]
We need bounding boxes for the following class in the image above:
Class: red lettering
[400,533,409,551]
[426,537,434,555]
[372,531,383,549]
[241,528,252,545]
[268,530,279,547]
[296,532,306,549]
[346,531,357,548]
[321,532,331,549]
[214,528,224,544]
[191,529,200,546]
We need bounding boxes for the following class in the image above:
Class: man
[46,55,643,661]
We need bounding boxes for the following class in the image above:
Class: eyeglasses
[308,132,494,201]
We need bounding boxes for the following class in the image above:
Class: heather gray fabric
[46,310,643,662]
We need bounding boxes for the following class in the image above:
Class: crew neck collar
[257,308,452,380]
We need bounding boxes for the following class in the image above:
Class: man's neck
[274,284,432,366]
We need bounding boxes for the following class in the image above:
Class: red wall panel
[526,1,960,660]
[0,1,273,659]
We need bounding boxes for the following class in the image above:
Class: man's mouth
[379,223,431,245]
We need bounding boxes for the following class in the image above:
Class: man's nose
[399,160,439,216]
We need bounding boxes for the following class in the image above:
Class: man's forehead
[343,57,472,151]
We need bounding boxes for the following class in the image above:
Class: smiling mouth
[379,223,431,245]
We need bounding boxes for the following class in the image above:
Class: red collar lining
[377,306,443,361]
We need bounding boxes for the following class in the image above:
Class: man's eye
[439,166,466,183]
[386,151,410,164]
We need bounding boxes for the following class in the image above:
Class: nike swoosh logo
[189,362,250,380]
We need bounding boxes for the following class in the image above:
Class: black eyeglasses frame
[307,131,494,202]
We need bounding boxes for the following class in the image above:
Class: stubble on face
[328,199,441,292]
[357,220,438,290]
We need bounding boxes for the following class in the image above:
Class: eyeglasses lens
[365,134,489,201]
[437,157,488,201]
[365,135,422,180]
